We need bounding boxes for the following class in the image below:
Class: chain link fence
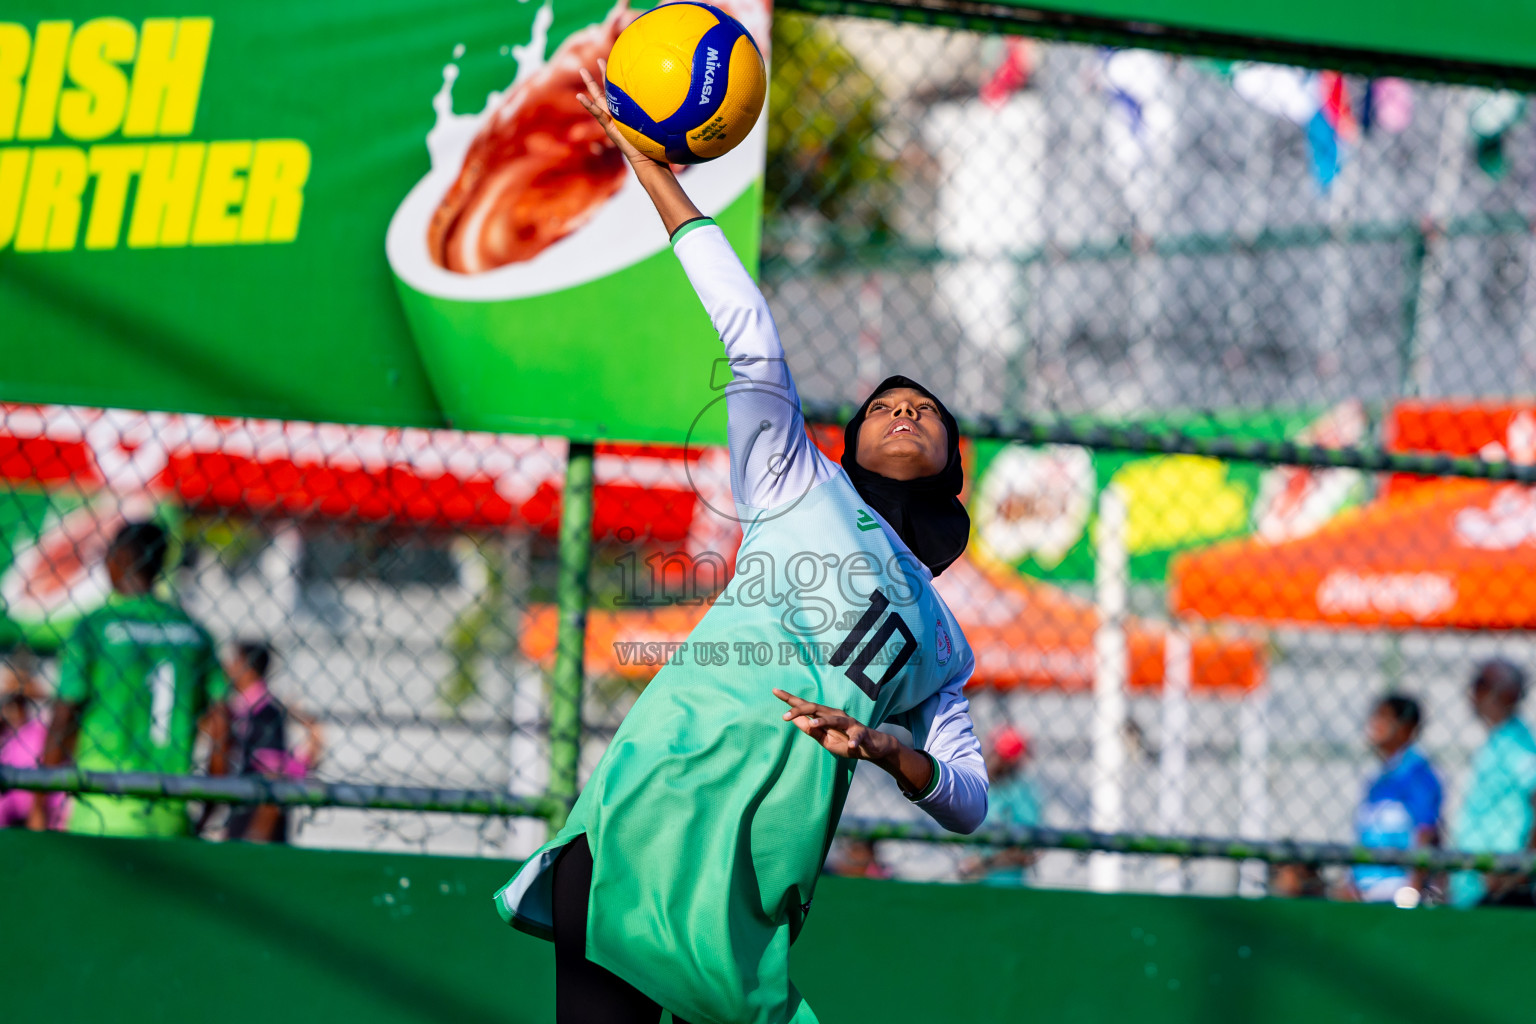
[763,14,1536,896]
[5,10,1536,900]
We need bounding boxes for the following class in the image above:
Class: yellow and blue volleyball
[604,2,766,165]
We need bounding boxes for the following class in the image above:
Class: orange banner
[1173,479,1536,629]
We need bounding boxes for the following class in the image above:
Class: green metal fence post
[547,440,596,830]
[1398,225,1429,397]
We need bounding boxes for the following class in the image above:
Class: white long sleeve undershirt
[673,219,988,835]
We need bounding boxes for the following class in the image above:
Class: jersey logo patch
[936,621,952,665]
[855,509,880,531]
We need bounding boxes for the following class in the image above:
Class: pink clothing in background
[0,719,66,827]
[228,680,271,719]
[232,682,311,779]
[248,747,311,779]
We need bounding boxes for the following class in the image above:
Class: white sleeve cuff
[896,667,988,834]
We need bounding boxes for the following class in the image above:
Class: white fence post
[1238,685,1271,896]
[1091,485,1128,892]
[1157,627,1191,893]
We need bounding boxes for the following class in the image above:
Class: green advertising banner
[0,2,771,443]
[1014,0,1536,72]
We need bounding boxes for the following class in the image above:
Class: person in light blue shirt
[1449,659,1536,908]
[1350,694,1442,903]
[961,725,1041,886]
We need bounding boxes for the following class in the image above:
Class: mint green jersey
[57,593,227,837]
[498,473,973,1023]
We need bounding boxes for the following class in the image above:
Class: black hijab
[840,374,970,577]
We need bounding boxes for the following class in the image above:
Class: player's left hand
[773,689,897,763]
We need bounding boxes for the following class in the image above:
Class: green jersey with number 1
[57,593,227,837]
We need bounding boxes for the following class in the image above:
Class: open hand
[576,62,660,169]
[773,689,899,763]
[573,59,699,234]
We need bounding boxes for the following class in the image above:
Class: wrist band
[669,216,714,245]
[905,752,941,802]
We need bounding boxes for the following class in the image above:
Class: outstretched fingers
[576,66,609,123]
[576,60,652,165]
[775,690,864,743]
[774,689,830,723]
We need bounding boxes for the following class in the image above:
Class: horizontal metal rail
[8,768,1532,871]
[0,766,563,821]
[838,817,1536,873]
[803,403,1536,483]
[765,211,1532,278]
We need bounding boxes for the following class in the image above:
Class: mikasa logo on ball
[700,47,721,103]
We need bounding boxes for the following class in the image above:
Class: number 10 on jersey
[830,589,917,700]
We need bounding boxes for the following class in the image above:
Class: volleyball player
[493,66,990,1024]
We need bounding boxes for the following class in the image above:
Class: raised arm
[577,66,833,511]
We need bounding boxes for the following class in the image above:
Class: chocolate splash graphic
[429,4,638,274]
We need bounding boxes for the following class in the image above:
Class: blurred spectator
[28,521,228,836]
[960,725,1040,885]
[825,838,892,879]
[290,706,326,780]
[1269,862,1326,899]
[1346,694,1442,904]
[0,650,64,828]
[1449,659,1536,908]
[221,640,308,843]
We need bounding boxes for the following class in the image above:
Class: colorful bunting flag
[1469,90,1526,179]
[1362,78,1414,135]
[979,39,1032,108]
[1231,63,1362,192]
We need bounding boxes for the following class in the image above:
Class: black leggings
[552,835,693,1024]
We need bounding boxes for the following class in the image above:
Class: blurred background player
[27,521,228,837]
[1345,694,1442,904]
[1449,659,1536,908]
[220,640,296,843]
[961,725,1040,885]
[0,649,63,828]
